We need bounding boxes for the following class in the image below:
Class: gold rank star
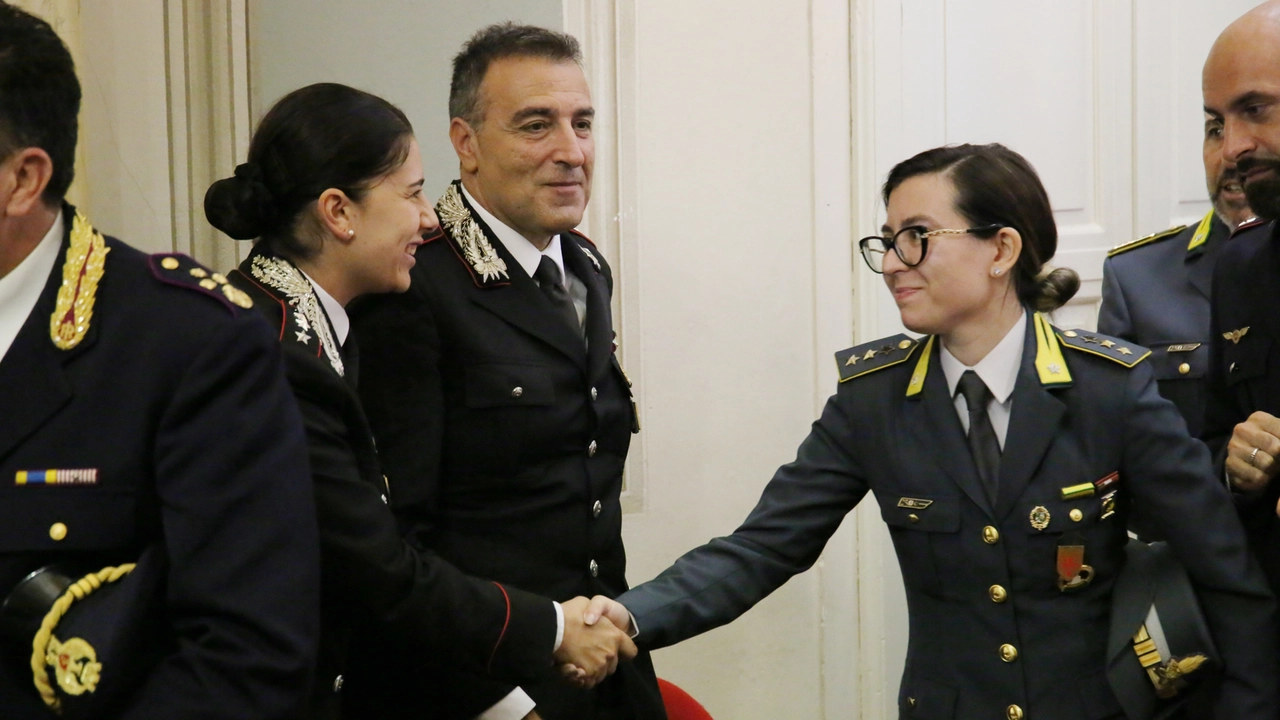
[1100,339,1115,348]
[863,349,877,361]
[296,330,311,344]
[845,353,860,366]
[1118,347,1133,355]
[1083,336,1100,344]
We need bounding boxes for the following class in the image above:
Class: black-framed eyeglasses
[858,224,1004,273]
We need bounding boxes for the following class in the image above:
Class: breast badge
[1057,533,1094,591]
[1029,505,1051,531]
[1222,327,1250,345]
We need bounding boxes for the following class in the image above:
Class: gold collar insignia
[437,183,509,284]
[1223,327,1250,345]
[50,212,110,351]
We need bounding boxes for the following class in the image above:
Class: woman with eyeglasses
[584,143,1276,719]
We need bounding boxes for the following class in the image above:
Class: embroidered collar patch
[50,213,110,351]
[437,182,509,285]
[249,254,344,376]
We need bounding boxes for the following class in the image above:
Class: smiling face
[881,172,1013,337]
[1203,118,1254,228]
[1204,10,1280,221]
[452,55,593,247]
[346,139,437,295]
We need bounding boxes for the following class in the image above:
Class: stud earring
[991,268,1002,276]
[347,229,355,238]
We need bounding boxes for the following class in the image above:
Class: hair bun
[203,162,279,240]
[1031,266,1080,313]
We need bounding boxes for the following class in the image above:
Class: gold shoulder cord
[49,213,110,351]
[31,564,135,712]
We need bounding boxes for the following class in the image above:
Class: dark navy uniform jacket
[351,182,665,720]
[1098,212,1270,438]
[228,246,559,720]
[0,206,320,719]
[1205,221,1280,622]
[619,313,1276,720]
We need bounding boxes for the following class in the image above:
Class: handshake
[552,595,636,688]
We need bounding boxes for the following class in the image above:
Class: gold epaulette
[1106,225,1186,258]
[836,334,921,383]
[1056,328,1150,368]
[149,253,253,311]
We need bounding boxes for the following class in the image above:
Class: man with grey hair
[352,23,665,720]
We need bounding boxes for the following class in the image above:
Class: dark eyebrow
[511,107,554,124]
[1232,90,1280,112]
[575,108,596,120]
[409,178,425,190]
[880,215,932,235]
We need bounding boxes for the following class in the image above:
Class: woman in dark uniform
[204,83,634,720]
[597,144,1276,719]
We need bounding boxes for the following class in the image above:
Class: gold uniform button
[999,644,1018,662]
[1006,704,1024,720]
[199,278,218,290]
[899,339,912,350]
[160,257,180,270]
[1069,508,1083,522]
[1064,330,1078,338]
[908,513,920,523]
[983,526,1000,544]
[49,522,68,541]
[989,584,1007,603]
[1178,362,1191,375]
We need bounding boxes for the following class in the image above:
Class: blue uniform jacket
[619,313,1276,719]
[0,206,320,719]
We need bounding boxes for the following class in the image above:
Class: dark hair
[204,83,413,260]
[0,3,81,204]
[882,143,1079,312]
[450,23,581,126]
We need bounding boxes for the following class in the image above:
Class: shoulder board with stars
[835,334,921,383]
[1056,328,1150,368]
[1106,224,1186,258]
[149,253,253,312]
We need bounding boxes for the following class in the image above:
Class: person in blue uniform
[350,25,664,720]
[0,4,320,719]
[1099,115,1268,438]
[1201,0,1280,644]
[204,82,637,720]
[586,144,1277,719]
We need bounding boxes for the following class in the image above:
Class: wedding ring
[1250,447,1261,466]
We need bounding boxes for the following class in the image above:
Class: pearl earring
[991,268,1002,276]
[347,229,355,238]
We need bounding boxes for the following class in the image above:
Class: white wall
[248,0,563,195]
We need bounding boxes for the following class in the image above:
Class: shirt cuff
[626,610,639,639]
[553,601,564,651]
[475,689,535,720]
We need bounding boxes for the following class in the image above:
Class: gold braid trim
[49,212,110,350]
[32,564,135,713]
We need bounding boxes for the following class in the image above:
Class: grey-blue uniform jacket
[1098,211,1270,438]
[617,312,1276,719]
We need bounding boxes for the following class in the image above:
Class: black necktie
[533,255,581,334]
[957,370,1001,506]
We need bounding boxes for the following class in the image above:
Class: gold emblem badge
[1223,327,1250,345]
[46,636,101,696]
[897,497,933,510]
[49,213,110,351]
[1029,506,1051,531]
[437,183,509,282]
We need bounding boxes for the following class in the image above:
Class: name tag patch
[15,469,99,486]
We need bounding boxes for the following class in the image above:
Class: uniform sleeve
[290,364,558,685]
[122,316,320,720]
[1096,257,1133,340]
[619,391,870,650]
[1121,362,1278,717]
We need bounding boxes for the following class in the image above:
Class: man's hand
[1226,411,1280,496]
[583,595,633,635]
[554,596,637,689]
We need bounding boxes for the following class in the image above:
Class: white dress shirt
[459,184,570,720]
[299,270,350,346]
[939,311,1027,449]
[0,213,64,364]
[461,184,588,328]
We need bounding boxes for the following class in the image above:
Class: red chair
[657,678,714,720]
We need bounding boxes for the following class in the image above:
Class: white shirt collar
[0,212,65,364]
[460,182,567,284]
[939,310,1026,405]
[299,269,349,346]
